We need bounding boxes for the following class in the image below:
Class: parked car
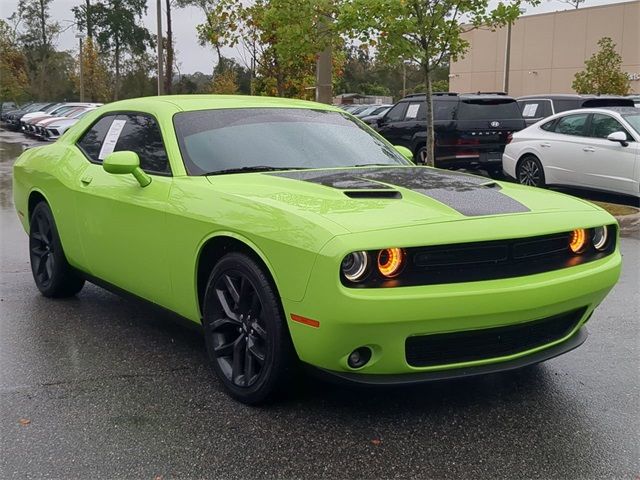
[627,95,640,108]
[21,103,100,133]
[377,92,526,176]
[1,101,19,114]
[32,107,88,138]
[503,107,640,201]
[354,104,392,118]
[517,94,635,126]
[13,95,620,404]
[3,103,55,129]
[361,107,392,127]
[43,107,97,141]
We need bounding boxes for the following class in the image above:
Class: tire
[517,155,545,188]
[202,252,295,405]
[486,166,504,180]
[29,201,85,298]
[415,146,428,165]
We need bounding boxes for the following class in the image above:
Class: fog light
[569,228,588,254]
[347,347,372,369]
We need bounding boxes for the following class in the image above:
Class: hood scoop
[343,190,402,199]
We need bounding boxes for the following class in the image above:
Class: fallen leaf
[18,418,31,426]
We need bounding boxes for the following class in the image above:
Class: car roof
[517,94,630,100]
[400,93,516,102]
[553,107,639,115]
[99,95,341,114]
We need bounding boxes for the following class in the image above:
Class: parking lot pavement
[1,129,638,479]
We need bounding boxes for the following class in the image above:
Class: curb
[616,211,640,235]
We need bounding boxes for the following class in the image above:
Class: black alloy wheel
[415,146,429,165]
[517,155,545,188]
[202,252,294,404]
[29,202,85,297]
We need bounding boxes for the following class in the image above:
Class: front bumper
[283,232,620,379]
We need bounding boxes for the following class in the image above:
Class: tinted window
[554,100,579,113]
[77,115,116,162]
[404,102,422,120]
[622,113,640,136]
[590,113,630,140]
[173,108,409,175]
[433,101,456,121]
[518,100,552,118]
[540,119,556,131]
[113,114,170,174]
[458,100,522,120]
[384,103,408,122]
[553,113,589,136]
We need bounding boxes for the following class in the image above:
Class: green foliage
[338,0,535,165]
[0,20,29,102]
[77,37,111,103]
[572,37,630,96]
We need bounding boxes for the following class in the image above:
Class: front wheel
[29,202,85,297]
[517,155,546,188]
[202,252,294,404]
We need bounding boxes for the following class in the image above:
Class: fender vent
[343,190,402,199]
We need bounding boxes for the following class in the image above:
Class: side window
[553,114,589,136]
[113,114,171,174]
[384,102,408,122]
[519,100,552,118]
[589,113,631,140]
[76,115,117,162]
[554,100,579,113]
[404,102,422,120]
[540,119,556,131]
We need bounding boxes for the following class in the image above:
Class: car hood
[206,166,601,234]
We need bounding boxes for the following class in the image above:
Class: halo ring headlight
[592,226,608,251]
[569,228,588,254]
[342,251,369,282]
[377,248,405,278]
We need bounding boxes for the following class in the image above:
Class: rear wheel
[517,155,545,188]
[29,202,85,297]
[202,252,294,404]
[415,146,428,165]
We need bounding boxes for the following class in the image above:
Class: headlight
[341,251,369,282]
[377,248,405,277]
[568,228,588,254]
[592,226,608,251]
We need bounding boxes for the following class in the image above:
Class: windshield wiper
[201,166,309,176]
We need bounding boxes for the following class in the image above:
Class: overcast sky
[0,0,631,74]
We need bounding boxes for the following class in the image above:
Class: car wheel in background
[202,252,295,404]
[517,155,546,188]
[415,146,428,165]
[29,202,85,297]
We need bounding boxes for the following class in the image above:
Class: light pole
[156,0,164,95]
[76,34,86,102]
[503,8,526,94]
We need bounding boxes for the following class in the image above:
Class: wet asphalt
[0,130,638,479]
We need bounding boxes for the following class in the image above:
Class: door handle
[81,175,93,185]
[540,143,551,148]
[582,147,595,153]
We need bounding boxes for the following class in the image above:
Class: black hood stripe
[269,167,529,217]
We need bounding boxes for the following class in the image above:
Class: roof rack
[466,91,507,95]
[403,92,458,98]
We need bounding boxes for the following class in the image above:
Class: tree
[0,19,29,102]
[163,0,176,94]
[75,0,153,100]
[555,0,584,9]
[78,36,111,102]
[211,69,238,94]
[572,37,630,96]
[9,0,60,100]
[339,0,534,165]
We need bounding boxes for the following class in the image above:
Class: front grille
[405,308,586,367]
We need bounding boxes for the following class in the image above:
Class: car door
[580,113,639,195]
[377,102,409,146]
[73,112,173,304]
[541,112,591,186]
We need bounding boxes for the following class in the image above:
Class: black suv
[376,93,525,175]
[517,94,635,126]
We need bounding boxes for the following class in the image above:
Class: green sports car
[13,95,621,404]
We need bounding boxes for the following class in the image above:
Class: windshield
[173,108,409,175]
[623,113,640,136]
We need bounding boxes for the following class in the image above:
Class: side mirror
[607,131,628,147]
[394,145,414,162]
[103,151,151,187]
[377,117,386,127]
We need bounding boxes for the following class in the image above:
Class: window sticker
[522,103,539,117]
[98,119,127,160]
[405,103,420,119]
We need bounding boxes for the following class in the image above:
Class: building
[449,0,639,96]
